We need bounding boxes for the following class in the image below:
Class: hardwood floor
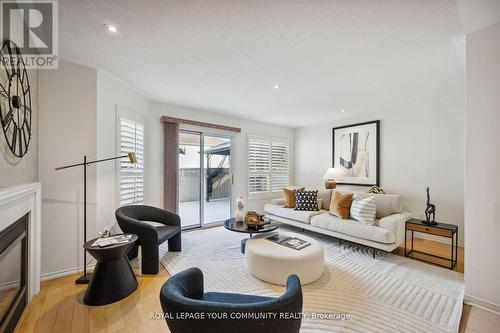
[397,236,464,273]
[15,237,465,333]
[15,267,172,333]
[1,289,18,320]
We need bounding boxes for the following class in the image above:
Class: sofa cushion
[317,189,333,210]
[264,204,323,224]
[271,198,285,206]
[310,213,396,244]
[272,197,323,209]
[354,192,402,219]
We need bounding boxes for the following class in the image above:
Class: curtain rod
[160,116,241,133]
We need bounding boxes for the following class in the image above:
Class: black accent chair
[115,205,181,274]
[159,267,303,333]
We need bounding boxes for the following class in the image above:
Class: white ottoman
[245,232,325,285]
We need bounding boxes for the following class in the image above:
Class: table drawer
[407,224,453,237]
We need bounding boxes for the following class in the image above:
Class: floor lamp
[55,152,137,284]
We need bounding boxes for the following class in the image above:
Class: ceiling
[457,0,500,33]
[59,0,465,128]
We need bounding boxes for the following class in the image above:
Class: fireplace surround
[0,183,41,332]
[0,214,28,333]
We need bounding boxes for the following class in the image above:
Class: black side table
[404,219,458,269]
[83,234,138,306]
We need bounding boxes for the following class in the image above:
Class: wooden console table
[404,219,458,269]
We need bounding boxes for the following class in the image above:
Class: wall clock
[0,40,32,158]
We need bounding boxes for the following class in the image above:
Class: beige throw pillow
[329,191,353,219]
[283,187,305,208]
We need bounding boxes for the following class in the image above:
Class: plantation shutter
[248,136,271,195]
[248,136,289,197]
[271,140,290,192]
[119,118,144,205]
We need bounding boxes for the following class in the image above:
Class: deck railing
[179,168,231,202]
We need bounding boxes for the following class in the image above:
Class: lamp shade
[323,167,340,180]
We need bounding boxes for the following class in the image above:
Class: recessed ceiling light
[341,109,346,113]
[274,85,279,90]
[103,24,117,33]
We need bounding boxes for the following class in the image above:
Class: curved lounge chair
[159,267,303,333]
[115,205,181,274]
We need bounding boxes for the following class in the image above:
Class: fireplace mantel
[0,182,41,301]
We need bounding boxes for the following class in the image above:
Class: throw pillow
[283,187,304,208]
[329,191,353,219]
[317,198,323,210]
[294,190,319,211]
[350,195,376,225]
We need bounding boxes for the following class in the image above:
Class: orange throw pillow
[329,191,353,219]
[283,187,305,208]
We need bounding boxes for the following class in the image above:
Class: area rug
[159,225,464,333]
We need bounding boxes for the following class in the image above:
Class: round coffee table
[224,218,279,254]
[245,232,325,285]
[83,234,138,306]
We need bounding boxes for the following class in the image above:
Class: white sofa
[264,189,411,255]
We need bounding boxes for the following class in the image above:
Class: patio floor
[179,198,230,228]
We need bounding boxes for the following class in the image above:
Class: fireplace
[0,182,41,332]
[0,214,28,333]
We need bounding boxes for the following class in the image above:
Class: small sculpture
[235,196,245,222]
[243,211,263,229]
[424,187,437,225]
[98,228,111,238]
[368,186,385,194]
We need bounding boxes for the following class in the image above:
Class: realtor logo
[1,0,58,68]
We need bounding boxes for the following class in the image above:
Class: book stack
[266,234,311,250]
[92,234,133,247]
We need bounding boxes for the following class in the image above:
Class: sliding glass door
[203,134,231,224]
[178,130,232,229]
[178,131,202,228]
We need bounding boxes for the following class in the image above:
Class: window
[119,117,144,205]
[248,135,290,197]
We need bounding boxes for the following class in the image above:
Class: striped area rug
[159,225,464,333]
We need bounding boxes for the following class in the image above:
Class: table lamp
[323,167,341,189]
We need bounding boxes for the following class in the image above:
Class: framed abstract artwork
[332,120,380,186]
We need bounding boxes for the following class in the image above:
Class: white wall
[38,60,151,278]
[294,95,465,244]
[464,22,500,311]
[0,70,39,188]
[148,102,294,213]
[37,59,294,277]
[0,20,40,188]
[39,60,98,277]
[96,69,149,232]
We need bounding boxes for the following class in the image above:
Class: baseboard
[464,294,500,316]
[413,232,464,247]
[0,280,19,291]
[41,264,96,281]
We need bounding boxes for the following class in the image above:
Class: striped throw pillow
[350,195,376,225]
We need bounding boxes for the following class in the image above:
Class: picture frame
[332,120,380,186]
